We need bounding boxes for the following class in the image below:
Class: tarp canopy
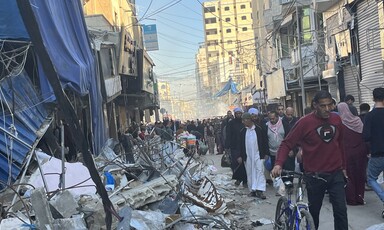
[0,0,106,154]
[214,78,240,97]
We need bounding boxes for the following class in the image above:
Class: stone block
[49,190,78,218]
[31,188,53,230]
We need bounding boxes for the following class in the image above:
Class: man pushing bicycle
[271,90,348,230]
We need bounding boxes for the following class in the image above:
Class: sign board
[143,24,159,51]
[119,29,138,77]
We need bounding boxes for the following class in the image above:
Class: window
[204,6,216,13]
[242,27,247,31]
[207,40,218,46]
[228,51,234,55]
[99,46,116,79]
[243,63,248,69]
[240,4,246,9]
[241,16,247,20]
[205,18,217,24]
[302,7,312,43]
[281,34,290,57]
[227,40,233,44]
[225,17,230,22]
[206,29,218,35]
[226,29,232,33]
[224,6,230,11]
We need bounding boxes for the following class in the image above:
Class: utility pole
[296,5,306,115]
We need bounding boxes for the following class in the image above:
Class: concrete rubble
[0,133,235,229]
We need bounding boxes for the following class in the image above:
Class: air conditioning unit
[280,0,293,5]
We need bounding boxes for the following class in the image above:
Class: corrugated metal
[0,71,52,189]
[357,0,383,104]
[343,65,360,103]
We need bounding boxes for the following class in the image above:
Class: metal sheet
[357,0,382,104]
[0,71,52,189]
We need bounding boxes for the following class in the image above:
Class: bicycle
[274,170,315,230]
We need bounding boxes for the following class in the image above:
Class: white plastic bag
[273,177,286,196]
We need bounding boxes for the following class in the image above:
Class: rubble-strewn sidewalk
[1,135,384,229]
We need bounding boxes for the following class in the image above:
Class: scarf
[337,102,364,133]
[267,118,283,139]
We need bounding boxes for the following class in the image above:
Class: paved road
[202,153,384,230]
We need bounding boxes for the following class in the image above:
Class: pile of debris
[0,133,233,229]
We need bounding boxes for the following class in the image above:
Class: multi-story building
[257,0,326,115]
[201,0,259,110]
[316,0,384,108]
[83,0,159,130]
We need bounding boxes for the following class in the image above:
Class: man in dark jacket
[226,108,246,186]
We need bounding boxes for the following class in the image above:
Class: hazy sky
[137,1,204,80]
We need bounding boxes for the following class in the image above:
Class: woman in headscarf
[337,102,369,205]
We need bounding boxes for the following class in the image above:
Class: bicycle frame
[274,170,314,230]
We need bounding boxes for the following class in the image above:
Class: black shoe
[255,191,266,199]
[235,180,241,186]
[248,191,257,197]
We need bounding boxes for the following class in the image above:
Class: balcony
[313,0,337,12]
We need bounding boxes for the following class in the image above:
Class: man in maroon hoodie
[271,90,348,230]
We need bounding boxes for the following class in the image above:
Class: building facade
[200,0,260,112]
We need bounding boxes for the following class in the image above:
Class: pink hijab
[337,102,363,133]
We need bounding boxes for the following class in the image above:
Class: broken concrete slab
[110,174,178,209]
[116,206,132,230]
[0,216,31,230]
[130,210,168,230]
[49,190,79,218]
[52,216,87,230]
[31,188,53,230]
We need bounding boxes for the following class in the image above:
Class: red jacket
[275,112,346,173]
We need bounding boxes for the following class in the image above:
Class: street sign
[143,24,159,51]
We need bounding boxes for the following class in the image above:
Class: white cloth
[245,125,266,192]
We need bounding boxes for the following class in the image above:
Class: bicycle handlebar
[281,170,303,177]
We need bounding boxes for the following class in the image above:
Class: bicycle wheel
[274,196,289,230]
[298,209,315,230]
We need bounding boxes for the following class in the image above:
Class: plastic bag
[198,140,208,155]
[264,157,272,171]
[273,177,285,196]
[221,150,231,168]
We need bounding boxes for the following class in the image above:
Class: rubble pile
[0,134,234,229]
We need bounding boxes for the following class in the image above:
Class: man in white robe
[239,112,270,198]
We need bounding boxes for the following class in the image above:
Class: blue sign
[143,24,159,51]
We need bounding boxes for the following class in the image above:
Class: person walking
[363,87,384,215]
[337,102,369,205]
[226,108,247,186]
[271,90,348,230]
[239,112,269,198]
[204,121,215,155]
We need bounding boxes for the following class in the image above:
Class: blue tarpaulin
[214,78,240,97]
[0,0,106,155]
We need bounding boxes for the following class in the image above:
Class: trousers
[304,170,348,230]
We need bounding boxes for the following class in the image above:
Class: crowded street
[1,0,384,229]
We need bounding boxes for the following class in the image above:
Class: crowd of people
[120,87,384,230]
